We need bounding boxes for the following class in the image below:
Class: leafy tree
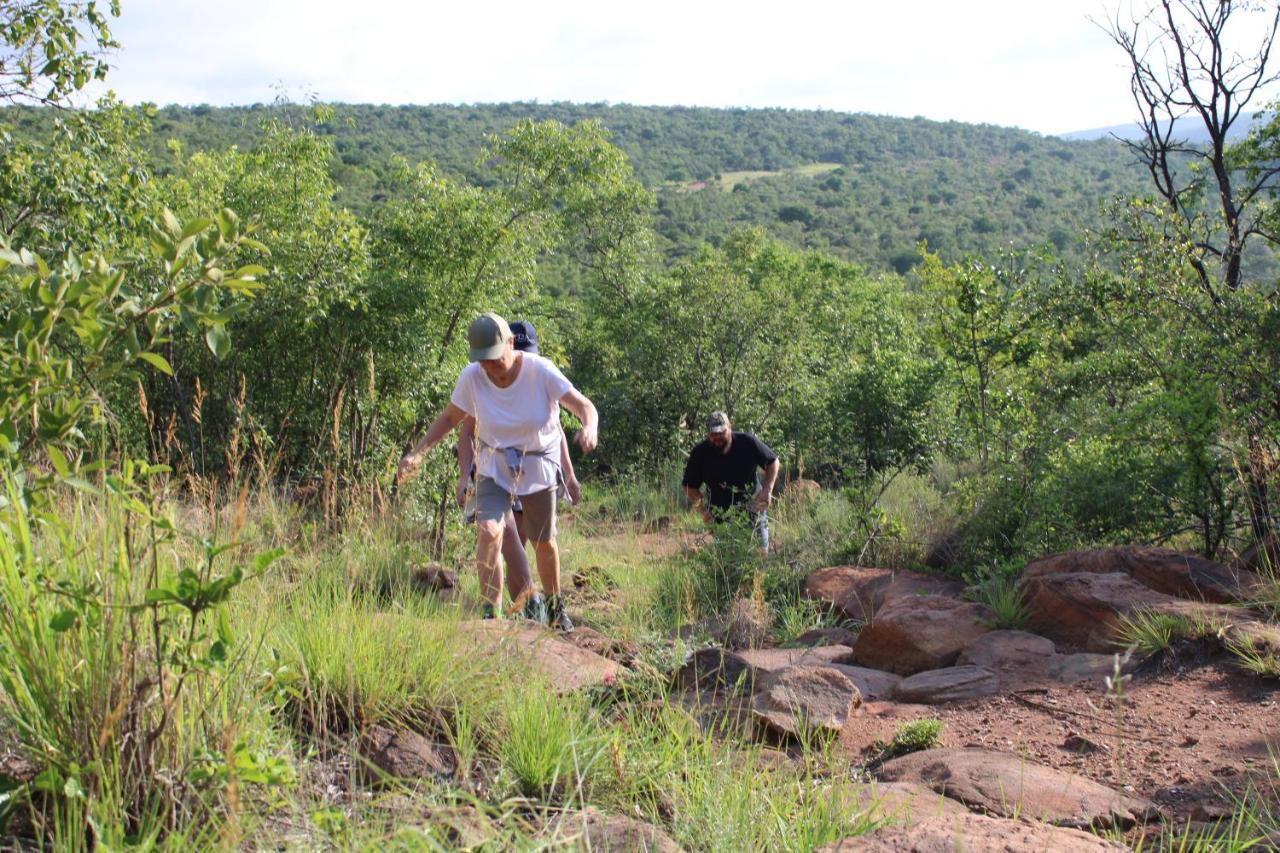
[0,0,118,104]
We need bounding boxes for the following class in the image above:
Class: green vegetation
[2,1,1280,848]
[1113,609,1220,657]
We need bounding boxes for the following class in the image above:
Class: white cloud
[83,0,1278,135]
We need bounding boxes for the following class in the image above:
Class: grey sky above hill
[85,0,1280,137]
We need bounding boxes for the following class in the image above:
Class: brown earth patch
[841,660,1280,830]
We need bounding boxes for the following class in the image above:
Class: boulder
[791,626,861,648]
[819,811,1129,852]
[805,566,965,622]
[957,630,1056,672]
[563,626,640,668]
[752,665,862,737]
[826,664,903,701]
[1024,546,1260,603]
[356,724,456,784]
[877,747,1161,829]
[458,619,623,692]
[674,647,758,694]
[1018,571,1178,651]
[892,666,999,704]
[850,596,994,675]
[551,807,684,852]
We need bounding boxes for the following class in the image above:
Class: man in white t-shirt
[395,312,598,631]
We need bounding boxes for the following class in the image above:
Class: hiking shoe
[522,593,548,625]
[547,594,574,633]
[481,602,499,620]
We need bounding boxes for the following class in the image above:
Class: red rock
[850,596,994,675]
[957,630,1056,671]
[752,665,862,737]
[1024,547,1260,603]
[805,566,965,622]
[1018,572,1178,651]
[820,811,1130,851]
[877,747,1161,829]
[892,666,999,704]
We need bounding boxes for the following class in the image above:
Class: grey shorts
[475,476,557,542]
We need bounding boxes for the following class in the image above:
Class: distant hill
[0,101,1206,276]
[1058,110,1268,143]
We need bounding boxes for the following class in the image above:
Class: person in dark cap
[454,320,580,624]
[681,411,779,551]
[396,312,597,630]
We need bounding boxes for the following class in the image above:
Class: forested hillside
[2,101,1159,275]
[3,1,1280,847]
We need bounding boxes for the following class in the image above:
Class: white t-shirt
[450,353,573,495]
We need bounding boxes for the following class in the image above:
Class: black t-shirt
[682,431,778,511]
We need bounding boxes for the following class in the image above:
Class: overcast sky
[84,0,1279,136]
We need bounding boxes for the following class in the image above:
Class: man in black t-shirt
[681,411,780,551]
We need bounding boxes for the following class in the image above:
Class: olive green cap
[467,312,511,362]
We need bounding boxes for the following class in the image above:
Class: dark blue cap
[510,320,538,353]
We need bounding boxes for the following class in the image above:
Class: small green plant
[1114,608,1215,656]
[498,684,602,800]
[882,718,943,760]
[967,571,1030,630]
[1225,640,1280,679]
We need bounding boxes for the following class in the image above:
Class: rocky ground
[368,536,1280,850]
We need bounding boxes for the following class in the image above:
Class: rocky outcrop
[1024,546,1260,603]
[752,665,862,737]
[1018,571,1178,651]
[850,596,994,675]
[805,566,965,622]
[877,747,1161,829]
[820,811,1129,852]
[892,666,999,704]
[458,619,624,692]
